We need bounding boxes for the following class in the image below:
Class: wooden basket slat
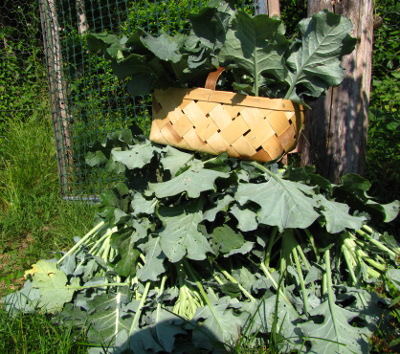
[231,136,258,157]
[206,131,231,154]
[219,115,250,145]
[193,100,220,115]
[262,134,282,157]
[182,100,207,127]
[171,115,193,137]
[195,117,219,142]
[150,87,305,162]
[240,119,276,149]
[280,125,297,151]
[240,107,268,127]
[266,111,292,135]
[208,104,234,130]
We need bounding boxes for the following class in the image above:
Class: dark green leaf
[219,12,288,96]
[285,10,356,101]
[110,53,149,80]
[300,298,371,354]
[221,282,241,298]
[151,308,186,352]
[86,292,132,346]
[111,141,155,170]
[127,73,155,96]
[85,150,108,167]
[235,177,320,231]
[192,300,244,349]
[317,195,366,233]
[160,146,195,177]
[211,224,245,254]
[136,236,166,282]
[111,229,141,277]
[158,200,213,262]
[203,195,234,222]
[148,163,229,198]
[140,32,185,63]
[86,33,121,52]
[131,192,157,216]
[229,204,258,232]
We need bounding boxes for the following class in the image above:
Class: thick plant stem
[174,263,204,319]
[304,229,320,263]
[214,263,256,301]
[88,228,112,254]
[356,229,398,258]
[183,259,213,308]
[57,221,106,264]
[249,161,281,183]
[357,250,386,272]
[259,263,296,313]
[155,275,168,320]
[341,244,368,307]
[129,281,151,337]
[265,227,278,268]
[283,75,299,101]
[158,274,167,298]
[182,259,222,327]
[324,250,335,304]
[344,236,381,279]
[296,244,311,270]
[292,247,309,314]
[341,243,359,285]
[213,274,225,286]
[66,282,129,290]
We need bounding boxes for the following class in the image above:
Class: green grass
[0,98,97,298]
[0,94,97,351]
[0,306,89,354]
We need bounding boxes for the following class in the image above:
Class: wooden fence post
[300,0,373,181]
[39,0,73,195]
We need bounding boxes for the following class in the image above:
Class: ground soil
[0,234,34,299]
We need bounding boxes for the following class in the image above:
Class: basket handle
[204,67,226,90]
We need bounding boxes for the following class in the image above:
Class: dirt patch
[0,234,35,298]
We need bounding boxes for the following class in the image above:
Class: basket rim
[153,87,305,112]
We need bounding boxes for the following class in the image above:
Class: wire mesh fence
[2,0,255,200]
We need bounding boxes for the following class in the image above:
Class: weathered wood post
[255,0,281,17]
[39,0,73,195]
[300,0,374,181]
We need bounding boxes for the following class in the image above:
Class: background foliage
[366,0,400,206]
[0,0,46,136]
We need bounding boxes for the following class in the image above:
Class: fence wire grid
[2,0,256,200]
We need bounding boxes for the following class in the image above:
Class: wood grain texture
[300,0,373,181]
[151,88,305,162]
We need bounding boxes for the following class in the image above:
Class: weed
[0,306,89,354]
[0,95,96,298]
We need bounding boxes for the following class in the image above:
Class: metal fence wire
[2,0,256,200]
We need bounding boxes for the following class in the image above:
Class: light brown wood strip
[151,88,305,163]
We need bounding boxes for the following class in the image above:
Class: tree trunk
[300,0,373,182]
[75,0,88,35]
[256,0,281,17]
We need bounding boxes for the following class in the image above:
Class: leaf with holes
[158,200,213,263]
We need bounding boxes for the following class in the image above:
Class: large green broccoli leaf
[219,12,289,96]
[158,200,213,263]
[284,10,356,102]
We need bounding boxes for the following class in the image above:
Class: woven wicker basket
[150,68,305,162]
